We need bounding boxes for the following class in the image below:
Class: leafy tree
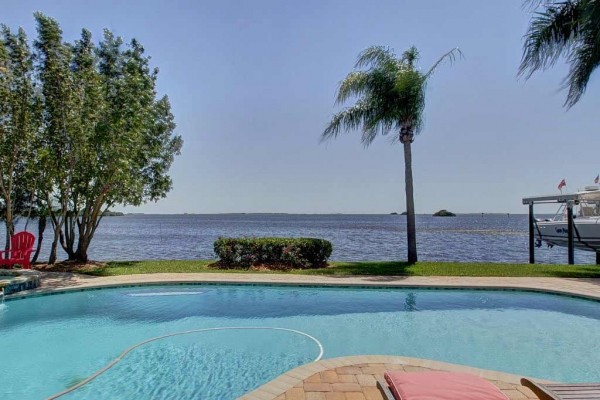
[519,0,600,107]
[0,25,40,254]
[322,46,460,263]
[34,13,78,264]
[1,13,182,264]
[60,30,182,263]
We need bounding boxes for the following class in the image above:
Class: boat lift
[522,193,600,265]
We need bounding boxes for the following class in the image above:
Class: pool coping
[238,355,551,400]
[6,272,600,302]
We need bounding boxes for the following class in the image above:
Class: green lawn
[84,259,600,278]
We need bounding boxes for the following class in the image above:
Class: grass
[82,259,600,278]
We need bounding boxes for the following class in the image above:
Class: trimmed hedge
[214,237,333,269]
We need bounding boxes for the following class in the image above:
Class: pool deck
[240,355,542,400]
[10,271,600,400]
[9,271,600,301]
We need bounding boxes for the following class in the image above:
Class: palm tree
[519,0,600,108]
[322,46,461,263]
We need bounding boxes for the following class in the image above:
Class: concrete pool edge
[6,272,600,301]
[238,355,550,400]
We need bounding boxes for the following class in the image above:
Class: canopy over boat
[522,186,600,204]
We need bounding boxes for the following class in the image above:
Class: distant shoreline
[116,212,532,216]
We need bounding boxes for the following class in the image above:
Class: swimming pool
[2,285,600,399]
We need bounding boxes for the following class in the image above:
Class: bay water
[10,213,595,264]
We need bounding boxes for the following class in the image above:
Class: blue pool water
[2,285,600,399]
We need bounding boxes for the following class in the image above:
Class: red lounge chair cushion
[384,371,509,400]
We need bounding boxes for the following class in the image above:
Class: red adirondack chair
[0,231,35,269]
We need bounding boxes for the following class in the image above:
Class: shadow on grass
[81,260,600,279]
[545,267,600,279]
[308,261,415,276]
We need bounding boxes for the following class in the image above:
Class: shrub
[214,237,333,269]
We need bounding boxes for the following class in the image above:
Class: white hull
[537,218,600,252]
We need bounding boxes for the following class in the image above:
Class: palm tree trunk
[403,139,418,263]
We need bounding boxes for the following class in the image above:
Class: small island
[102,210,125,217]
[390,212,398,215]
[433,209,456,217]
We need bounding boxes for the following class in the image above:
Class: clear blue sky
[3,1,598,214]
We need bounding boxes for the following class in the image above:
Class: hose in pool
[47,326,324,400]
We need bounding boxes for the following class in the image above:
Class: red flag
[558,179,566,192]
[595,175,599,184]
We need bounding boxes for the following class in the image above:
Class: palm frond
[424,47,463,79]
[324,45,457,145]
[355,46,396,69]
[519,1,581,78]
[336,71,370,105]
[401,46,420,67]
[564,26,600,107]
[321,100,374,142]
[523,0,555,11]
[362,118,396,146]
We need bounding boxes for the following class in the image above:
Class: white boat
[532,186,600,252]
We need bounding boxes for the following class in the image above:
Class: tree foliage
[0,25,40,254]
[0,13,182,263]
[520,0,600,107]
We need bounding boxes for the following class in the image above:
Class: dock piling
[567,201,575,265]
[528,203,535,264]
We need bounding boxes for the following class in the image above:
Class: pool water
[2,285,600,399]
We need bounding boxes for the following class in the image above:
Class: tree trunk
[73,236,90,263]
[31,217,46,264]
[48,223,61,264]
[4,200,13,255]
[4,224,11,256]
[61,212,76,258]
[403,139,418,263]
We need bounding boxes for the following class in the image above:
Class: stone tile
[384,364,402,370]
[355,374,377,387]
[275,395,286,400]
[331,383,362,392]
[320,371,339,383]
[362,386,385,400]
[491,380,515,390]
[304,383,332,392]
[344,393,366,400]
[325,393,345,400]
[360,367,387,375]
[402,366,430,372]
[306,393,326,400]
[262,378,296,394]
[305,374,321,383]
[286,387,306,400]
[336,367,362,375]
[338,375,357,383]
[502,389,528,399]
[246,388,280,400]
[516,385,538,398]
